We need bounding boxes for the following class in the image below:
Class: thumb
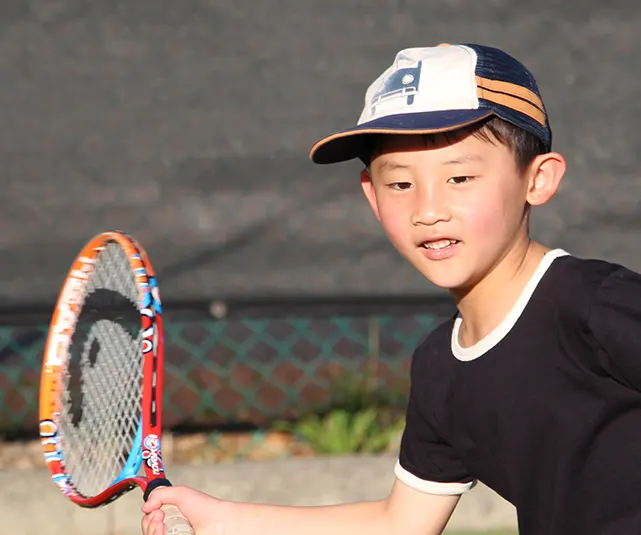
[142,486,181,513]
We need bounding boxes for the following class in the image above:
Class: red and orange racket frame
[38,231,171,507]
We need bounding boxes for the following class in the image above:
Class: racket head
[39,231,166,507]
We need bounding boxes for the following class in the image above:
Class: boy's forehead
[371,132,498,163]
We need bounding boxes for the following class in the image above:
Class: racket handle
[161,504,196,535]
[144,479,195,534]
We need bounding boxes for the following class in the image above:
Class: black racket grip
[143,478,173,502]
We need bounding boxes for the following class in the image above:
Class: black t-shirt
[396,249,641,534]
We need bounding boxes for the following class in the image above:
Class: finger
[142,501,159,514]
[143,510,164,532]
[153,521,165,535]
[142,487,171,512]
[148,511,165,535]
[141,513,152,535]
[152,510,165,524]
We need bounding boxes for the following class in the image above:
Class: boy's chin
[416,266,474,292]
[427,277,469,292]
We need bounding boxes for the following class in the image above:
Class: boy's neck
[452,238,550,348]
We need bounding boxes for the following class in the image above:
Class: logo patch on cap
[357,46,480,125]
[370,60,422,115]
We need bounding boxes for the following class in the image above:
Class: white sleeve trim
[394,460,476,495]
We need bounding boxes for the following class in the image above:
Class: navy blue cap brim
[309,109,494,165]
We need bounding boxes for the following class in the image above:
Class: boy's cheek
[379,216,412,251]
[456,200,507,235]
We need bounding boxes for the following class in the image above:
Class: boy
[142,44,641,534]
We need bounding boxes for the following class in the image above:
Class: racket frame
[39,231,168,508]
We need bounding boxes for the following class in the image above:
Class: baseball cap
[309,43,551,165]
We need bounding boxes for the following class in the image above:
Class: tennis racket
[39,231,194,534]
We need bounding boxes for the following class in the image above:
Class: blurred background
[1,1,640,533]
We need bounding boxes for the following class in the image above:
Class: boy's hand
[141,486,227,535]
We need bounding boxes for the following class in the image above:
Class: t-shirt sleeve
[396,356,476,495]
[588,265,641,391]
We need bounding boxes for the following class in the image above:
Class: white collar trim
[451,249,570,362]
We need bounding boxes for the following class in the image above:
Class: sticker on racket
[39,231,194,534]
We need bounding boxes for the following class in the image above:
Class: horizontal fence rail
[0,297,455,436]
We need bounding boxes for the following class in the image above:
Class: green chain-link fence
[0,306,453,436]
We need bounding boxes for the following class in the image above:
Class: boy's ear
[526,152,566,207]
[360,169,381,221]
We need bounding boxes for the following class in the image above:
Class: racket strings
[58,242,145,497]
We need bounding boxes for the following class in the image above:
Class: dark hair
[363,116,547,174]
[472,116,547,174]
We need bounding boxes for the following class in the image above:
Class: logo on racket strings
[142,433,164,475]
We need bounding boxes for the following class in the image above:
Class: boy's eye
[448,176,472,185]
[388,182,413,190]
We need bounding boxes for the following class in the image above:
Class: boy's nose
[411,185,451,226]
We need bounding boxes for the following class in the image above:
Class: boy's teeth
[424,239,456,250]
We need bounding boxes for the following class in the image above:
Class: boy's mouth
[419,239,461,260]
[421,239,460,250]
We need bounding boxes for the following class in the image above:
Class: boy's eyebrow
[374,154,485,172]
[376,161,412,172]
[441,153,485,165]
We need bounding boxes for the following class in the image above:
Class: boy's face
[361,131,534,291]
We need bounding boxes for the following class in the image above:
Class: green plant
[273,350,410,455]
[275,407,405,455]
[321,353,410,411]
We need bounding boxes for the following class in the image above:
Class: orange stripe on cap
[478,91,547,126]
[476,82,547,126]
[476,76,545,112]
